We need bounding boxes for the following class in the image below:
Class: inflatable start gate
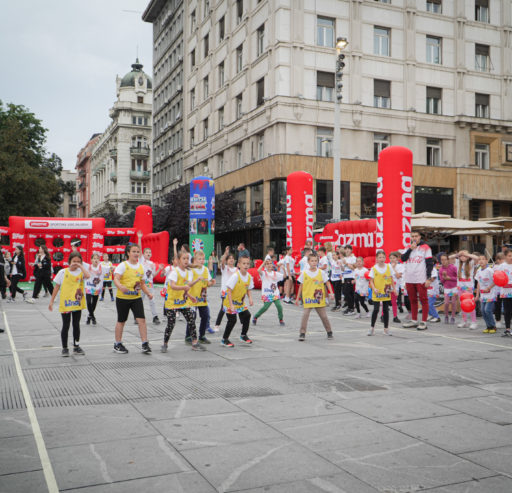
[0,205,169,282]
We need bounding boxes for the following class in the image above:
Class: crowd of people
[1,230,511,350]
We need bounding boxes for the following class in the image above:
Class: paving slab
[0,469,46,493]
[439,394,512,425]
[424,475,512,492]
[0,435,41,475]
[461,445,512,475]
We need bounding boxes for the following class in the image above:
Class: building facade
[57,170,78,218]
[145,0,512,257]
[90,60,153,216]
[75,133,101,218]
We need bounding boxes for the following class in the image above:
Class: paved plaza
[2,285,512,492]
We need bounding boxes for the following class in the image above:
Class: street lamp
[332,37,348,222]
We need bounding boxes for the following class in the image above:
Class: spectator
[237,243,250,261]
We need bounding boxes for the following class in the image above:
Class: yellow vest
[223,272,252,313]
[165,268,190,309]
[371,264,393,302]
[59,269,86,313]
[302,270,326,308]
[101,261,113,281]
[189,266,209,307]
[116,261,144,300]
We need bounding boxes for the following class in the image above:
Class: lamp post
[332,37,348,222]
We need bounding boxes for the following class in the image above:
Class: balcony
[130,146,150,158]
[78,169,86,177]
[130,170,151,180]
[110,172,117,182]
[109,148,117,158]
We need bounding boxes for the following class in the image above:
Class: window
[190,88,195,110]
[475,93,489,118]
[236,44,243,72]
[317,16,334,47]
[190,128,195,147]
[137,96,143,103]
[256,78,265,106]
[475,0,489,22]
[218,153,224,175]
[315,180,350,218]
[236,0,243,24]
[257,24,265,56]
[426,139,441,166]
[426,36,442,64]
[203,76,209,99]
[219,16,225,42]
[204,34,209,58]
[374,79,391,108]
[191,10,196,31]
[374,133,389,161]
[374,27,390,56]
[375,0,391,3]
[131,182,147,194]
[426,0,442,13]
[316,127,333,157]
[270,180,287,214]
[219,61,225,87]
[258,133,264,159]
[203,118,208,140]
[219,106,224,130]
[475,44,490,72]
[236,93,243,118]
[236,144,243,168]
[361,183,377,218]
[426,86,442,114]
[233,188,246,220]
[316,71,334,102]
[415,187,453,215]
[191,49,195,68]
[475,143,490,169]
[251,183,263,216]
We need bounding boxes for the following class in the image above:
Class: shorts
[116,297,145,323]
[277,280,285,288]
[444,287,457,297]
[103,281,112,287]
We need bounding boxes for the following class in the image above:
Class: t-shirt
[318,256,329,271]
[427,266,440,297]
[299,256,309,273]
[260,270,284,302]
[455,259,475,291]
[284,255,296,277]
[353,267,369,295]
[168,266,192,284]
[330,259,343,281]
[298,268,329,284]
[341,254,357,279]
[439,264,458,289]
[403,244,432,284]
[54,267,82,285]
[114,261,147,280]
[141,258,156,286]
[85,263,109,295]
[496,262,512,298]
[226,271,254,291]
[476,266,496,301]
[220,265,238,293]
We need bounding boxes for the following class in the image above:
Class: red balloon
[460,298,476,313]
[493,270,508,287]
[160,288,167,297]
[459,292,474,302]
[364,271,371,280]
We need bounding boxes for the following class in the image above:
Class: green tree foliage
[0,101,64,223]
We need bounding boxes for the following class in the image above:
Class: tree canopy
[0,101,64,223]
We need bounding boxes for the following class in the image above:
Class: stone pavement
[2,286,512,493]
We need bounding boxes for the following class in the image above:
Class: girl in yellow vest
[113,244,154,354]
[48,252,90,357]
[221,255,254,347]
[368,250,396,336]
[189,250,216,344]
[295,252,335,341]
[161,251,205,352]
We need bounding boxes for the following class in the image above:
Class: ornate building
[75,133,101,217]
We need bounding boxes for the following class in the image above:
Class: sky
[0,0,153,170]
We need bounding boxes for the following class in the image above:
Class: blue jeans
[428,296,439,318]
[481,300,496,328]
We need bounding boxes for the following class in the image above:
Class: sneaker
[298,333,306,341]
[344,310,356,316]
[496,321,504,329]
[502,330,511,337]
[141,342,152,354]
[458,322,469,328]
[61,348,69,357]
[417,322,428,330]
[403,320,418,328]
[110,297,114,302]
[153,316,161,325]
[191,342,206,351]
[22,292,29,301]
[279,320,285,326]
[100,297,104,302]
[365,312,371,318]
[483,328,491,334]
[91,317,97,326]
[252,317,258,325]
[450,317,456,325]
[198,336,211,344]
[326,331,333,340]
[86,316,91,325]
[42,292,49,298]
[354,313,361,319]
[207,326,216,334]
[114,342,129,354]
[469,323,478,330]
[212,325,220,332]
[430,318,441,324]
[184,336,193,345]
[367,328,375,336]
[6,297,14,303]
[489,328,497,334]
[73,345,85,355]
[160,344,168,353]
[384,328,392,336]
[444,316,449,324]
[221,339,234,347]
[26,298,35,304]
[240,335,253,344]
[398,307,404,313]
[393,317,401,324]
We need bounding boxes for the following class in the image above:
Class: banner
[189,176,215,261]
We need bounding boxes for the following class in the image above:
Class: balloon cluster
[460,292,475,313]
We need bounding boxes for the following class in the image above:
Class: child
[113,243,154,354]
[439,253,458,324]
[451,250,479,329]
[353,256,370,318]
[475,254,496,334]
[213,247,238,331]
[189,250,216,344]
[388,252,403,323]
[85,252,109,325]
[253,257,285,326]
[48,252,90,356]
[138,231,163,325]
[341,245,357,315]
[295,253,335,341]
[427,260,441,323]
[100,253,114,301]
[496,249,512,337]
[329,251,343,311]
[221,255,254,347]
[162,251,205,352]
[494,252,505,329]
[283,246,295,304]
[368,250,394,336]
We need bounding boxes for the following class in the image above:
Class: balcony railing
[109,148,117,158]
[130,170,151,180]
[130,146,150,158]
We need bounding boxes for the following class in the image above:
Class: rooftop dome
[120,58,152,89]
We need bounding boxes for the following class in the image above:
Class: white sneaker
[212,325,220,332]
[365,312,371,318]
[427,315,433,322]
[26,298,35,304]
[458,322,469,328]
[469,323,478,330]
[354,313,361,319]
[42,292,49,298]
[496,321,504,329]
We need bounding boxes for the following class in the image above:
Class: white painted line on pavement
[2,310,59,493]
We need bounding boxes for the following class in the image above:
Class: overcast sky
[0,0,153,171]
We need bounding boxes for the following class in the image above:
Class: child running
[475,254,496,334]
[295,252,334,341]
[368,250,394,336]
[451,250,479,329]
[439,253,458,324]
[213,247,238,332]
[100,253,114,301]
[353,256,370,318]
[85,252,109,325]
[252,257,285,326]
[496,249,512,337]
[221,255,254,347]
[113,243,154,354]
[48,252,90,356]
[138,231,162,325]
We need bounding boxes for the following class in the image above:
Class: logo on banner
[401,174,413,248]
[305,194,314,242]
[286,194,292,247]
[24,219,93,230]
[191,238,204,253]
[190,194,207,212]
[375,177,384,248]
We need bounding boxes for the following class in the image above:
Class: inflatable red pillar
[376,146,413,252]
[286,171,313,254]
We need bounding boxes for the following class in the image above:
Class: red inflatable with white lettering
[286,171,313,255]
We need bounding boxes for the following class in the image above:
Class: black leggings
[223,310,251,340]
[495,297,503,322]
[355,293,369,313]
[9,274,24,299]
[343,279,355,310]
[371,300,390,328]
[504,298,512,329]
[331,280,342,307]
[86,294,98,317]
[215,296,226,326]
[165,308,196,343]
[101,282,113,299]
[61,311,82,348]
[33,274,54,299]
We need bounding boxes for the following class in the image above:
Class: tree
[153,184,190,245]
[0,101,64,223]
